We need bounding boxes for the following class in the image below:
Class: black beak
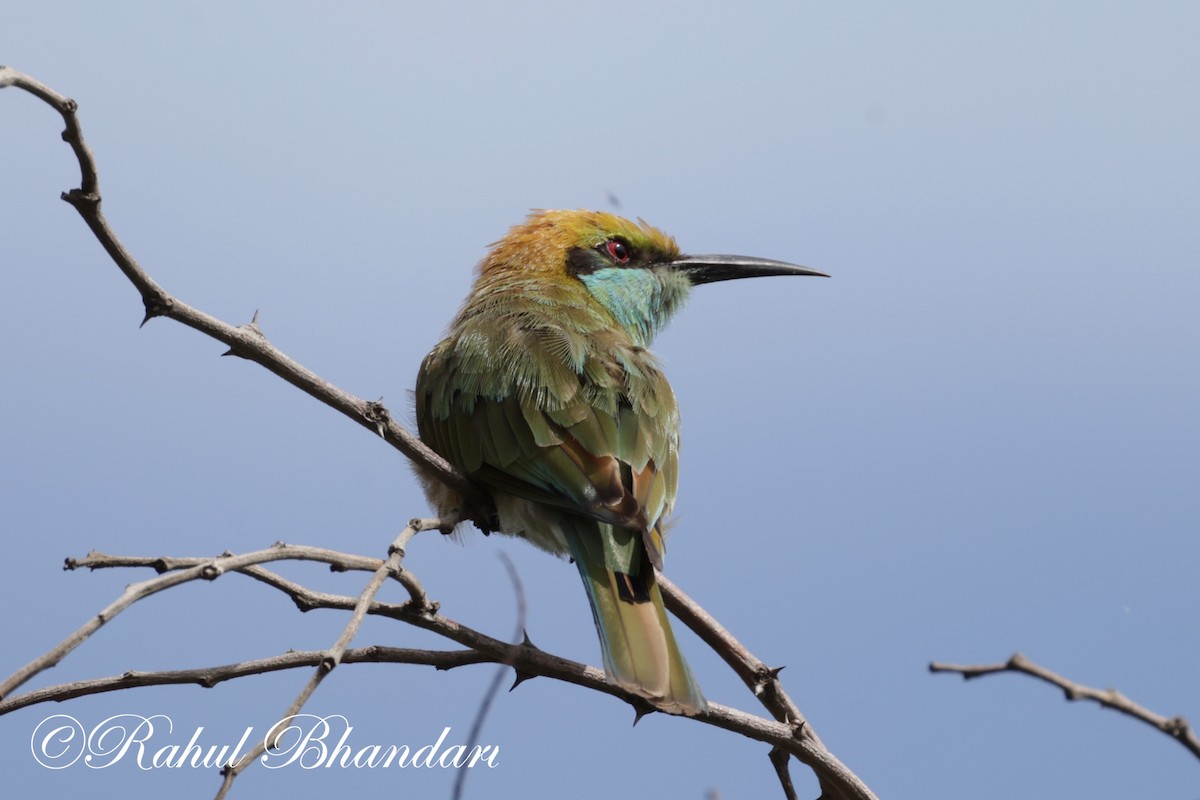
[666,254,829,285]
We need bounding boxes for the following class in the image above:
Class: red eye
[605,239,631,263]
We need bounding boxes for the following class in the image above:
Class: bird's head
[477,209,825,347]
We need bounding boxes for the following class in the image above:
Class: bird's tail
[564,524,707,716]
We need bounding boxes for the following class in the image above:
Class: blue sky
[2,3,1198,798]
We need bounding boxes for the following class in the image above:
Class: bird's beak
[665,254,829,285]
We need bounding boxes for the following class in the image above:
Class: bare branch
[66,545,385,575]
[5,552,811,756]
[660,574,811,727]
[453,552,527,800]
[0,646,489,715]
[214,517,449,797]
[0,65,491,526]
[660,575,873,800]
[0,543,376,701]
[769,746,800,800]
[6,544,876,797]
[931,652,1200,762]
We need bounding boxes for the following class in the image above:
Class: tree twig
[769,746,800,800]
[452,552,527,800]
[214,517,449,798]
[660,574,870,800]
[0,65,491,526]
[0,543,375,701]
[5,546,875,797]
[0,646,490,715]
[930,652,1200,762]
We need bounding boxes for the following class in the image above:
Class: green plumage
[415,210,819,713]
[416,271,680,572]
[415,210,706,714]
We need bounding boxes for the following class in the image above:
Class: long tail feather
[565,526,706,716]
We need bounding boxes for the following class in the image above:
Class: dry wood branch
[67,545,385,575]
[1,65,877,800]
[5,546,875,798]
[0,543,367,701]
[6,552,838,765]
[770,746,800,800]
[452,552,527,800]
[660,575,866,800]
[0,647,489,715]
[930,652,1200,762]
[214,517,448,798]
[0,65,490,525]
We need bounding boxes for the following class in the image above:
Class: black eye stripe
[567,239,642,276]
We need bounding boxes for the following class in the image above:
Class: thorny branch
[931,652,1200,762]
[214,517,451,799]
[0,646,492,715]
[5,544,869,795]
[0,65,876,800]
[0,66,488,525]
[0,543,373,701]
[659,574,846,798]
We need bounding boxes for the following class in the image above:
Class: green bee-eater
[416,209,824,715]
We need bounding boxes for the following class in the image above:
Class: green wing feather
[416,281,679,567]
[415,276,703,714]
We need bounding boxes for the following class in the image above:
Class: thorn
[236,310,263,335]
[364,399,390,439]
[221,312,265,357]
[768,665,786,679]
[139,294,170,328]
[509,670,535,691]
[631,701,656,726]
[60,187,98,208]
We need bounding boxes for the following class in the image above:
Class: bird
[415,209,825,715]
